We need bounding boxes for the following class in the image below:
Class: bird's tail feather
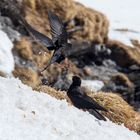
[89,109,107,121]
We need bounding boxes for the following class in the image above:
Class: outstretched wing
[20,17,55,50]
[47,10,67,44]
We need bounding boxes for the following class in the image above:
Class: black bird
[67,76,107,121]
[20,10,72,72]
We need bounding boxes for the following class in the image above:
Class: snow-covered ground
[0,77,139,140]
[0,30,14,75]
[75,0,140,47]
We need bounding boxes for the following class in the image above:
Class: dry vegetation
[23,0,109,43]
[107,40,140,67]
[34,84,140,134]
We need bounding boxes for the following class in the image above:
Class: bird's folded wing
[20,17,54,50]
[76,94,107,111]
[88,109,106,121]
[47,10,67,44]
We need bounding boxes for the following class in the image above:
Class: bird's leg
[39,60,52,75]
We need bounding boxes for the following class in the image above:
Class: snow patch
[0,30,14,75]
[0,77,139,140]
[75,0,140,47]
[82,80,104,92]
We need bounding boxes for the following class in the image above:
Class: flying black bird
[20,10,72,72]
[67,76,107,121]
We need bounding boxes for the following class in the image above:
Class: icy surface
[0,30,14,75]
[0,77,139,140]
[75,0,140,46]
[82,80,104,92]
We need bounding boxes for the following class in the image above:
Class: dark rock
[0,15,20,41]
[41,78,49,85]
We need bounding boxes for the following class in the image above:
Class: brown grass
[22,0,109,43]
[13,65,40,88]
[34,85,140,134]
[34,85,70,102]
[88,92,136,124]
[125,113,140,134]
[107,40,140,67]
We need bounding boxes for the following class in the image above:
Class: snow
[82,80,104,92]
[75,0,140,47]
[0,30,14,75]
[0,77,139,140]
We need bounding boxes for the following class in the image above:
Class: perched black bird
[67,76,107,121]
[20,10,71,72]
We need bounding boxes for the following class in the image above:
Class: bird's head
[72,76,81,86]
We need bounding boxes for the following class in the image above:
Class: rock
[90,59,118,81]
[83,66,92,76]
[0,71,6,77]
[0,14,20,42]
[128,70,140,109]
[111,73,134,88]
[102,73,135,103]
[131,39,140,48]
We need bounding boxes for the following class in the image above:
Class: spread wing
[20,17,55,50]
[47,10,68,44]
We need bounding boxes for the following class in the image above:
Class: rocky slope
[0,0,140,135]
